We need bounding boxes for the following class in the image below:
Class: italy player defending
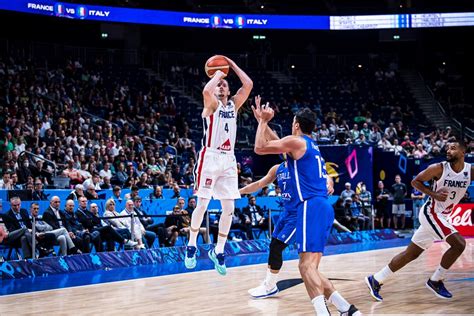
[253,103,360,315]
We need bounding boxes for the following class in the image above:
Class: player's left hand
[260,104,274,122]
[251,95,262,121]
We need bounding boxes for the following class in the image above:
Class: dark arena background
[0,0,473,314]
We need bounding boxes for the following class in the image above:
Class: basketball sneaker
[184,246,197,269]
[426,279,453,299]
[340,305,362,316]
[248,281,279,299]
[208,249,226,276]
[365,275,383,301]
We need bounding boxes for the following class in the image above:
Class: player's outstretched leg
[248,238,286,299]
[426,233,466,299]
[366,242,424,301]
[185,197,210,269]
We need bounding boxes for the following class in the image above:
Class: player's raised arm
[202,70,227,116]
[252,95,280,141]
[239,164,279,195]
[411,163,446,201]
[254,105,303,156]
[226,57,253,110]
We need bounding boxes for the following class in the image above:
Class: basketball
[205,55,230,78]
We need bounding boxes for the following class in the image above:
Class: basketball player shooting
[185,56,253,275]
[366,140,473,301]
[252,103,360,315]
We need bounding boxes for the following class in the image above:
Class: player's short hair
[295,108,317,134]
[449,138,467,151]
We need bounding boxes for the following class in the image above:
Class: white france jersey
[428,161,471,216]
[201,99,237,153]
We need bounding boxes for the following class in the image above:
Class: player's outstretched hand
[260,104,274,123]
[251,95,262,121]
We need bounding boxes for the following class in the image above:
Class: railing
[420,73,473,140]
[18,151,58,177]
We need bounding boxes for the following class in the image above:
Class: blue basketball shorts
[272,207,297,244]
[296,196,334,253]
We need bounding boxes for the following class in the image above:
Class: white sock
[265,269,279,288]
[328,291,350,313]
[215,235,227,254]
[311,295,330,315]
[374,265,394,284]
[430,265,448,282]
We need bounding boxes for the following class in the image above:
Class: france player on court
[252,102,360,315]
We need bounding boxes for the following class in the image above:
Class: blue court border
[0,238,411,296]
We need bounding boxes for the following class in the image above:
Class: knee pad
[268,238,288,270]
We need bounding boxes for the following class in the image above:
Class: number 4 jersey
[201,99,237,153]
[194,99,240,200]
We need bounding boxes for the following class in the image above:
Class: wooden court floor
[1,240,473,315]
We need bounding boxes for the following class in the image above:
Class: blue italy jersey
[276,162,299,210]
[287,135,328,202]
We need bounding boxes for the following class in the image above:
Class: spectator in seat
[171,184,181,199]
[164,205,196,243]
[101,177,112,190]
[124,185,139,200]
[112,162,128,186]
[120,200,146,249]
[32,179,49,201]
[132,196,157,248]
[76,196,136,251]
[0,221,33,259]
[413,143,428,159]
[63,199,94,253]
[185,197,196,215]
[0,171,12,190]
[99,162,112,180]
[102,198,134,244]
[350,194,370,230]
[11,173,22,190]
[66,184,84,201]
[136,173,151,189]
[149,185,164,200]
[242,196,268,240]
[84,184,99,200]
[83,172,101,190]
[257,186,269,197]
[17,160,33,184]
[333,198,351,229]
[4,197,31,230]
[340,182,355,201]
[30,202,80,256]
[62,160,83,185]
[3,196,55,257]
[105,185,117,200]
